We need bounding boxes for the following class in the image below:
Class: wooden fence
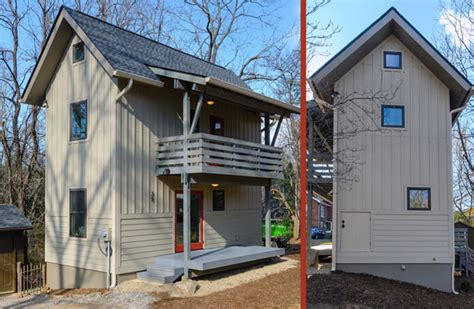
[17,262,45,296]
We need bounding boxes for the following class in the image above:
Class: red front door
[175,191,204,252]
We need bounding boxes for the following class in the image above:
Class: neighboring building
[22,7,298,288]
[309,7,473,292]
[310,195,332,233]
[0,205,32,294]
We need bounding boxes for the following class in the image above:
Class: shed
[0,205,33,294]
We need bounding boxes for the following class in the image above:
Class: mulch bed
[307,271,474,308]
[153,254,300,309]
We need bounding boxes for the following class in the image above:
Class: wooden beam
[264,113,271,248]
[189,88,205,134]
[271,115,284,146]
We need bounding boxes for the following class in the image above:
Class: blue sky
[309,0,447,73]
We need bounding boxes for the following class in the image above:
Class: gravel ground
[0,255,298,309]
[307,271,474,309]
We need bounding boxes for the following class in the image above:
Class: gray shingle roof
[64,7,249,89]
[0,205,33,230]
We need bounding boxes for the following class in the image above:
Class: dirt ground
[307,271,474,309]
[153,254,300,308]
[0,255,300,309]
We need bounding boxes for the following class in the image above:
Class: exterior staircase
[137,258,184,284]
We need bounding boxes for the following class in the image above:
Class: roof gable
[310,7,473,115]
[22,6,248,105]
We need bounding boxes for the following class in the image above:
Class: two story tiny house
[22,7,298,288]
[310,8,473,292]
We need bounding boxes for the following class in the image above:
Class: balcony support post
[182,83,191,280]
[264,113,272,248]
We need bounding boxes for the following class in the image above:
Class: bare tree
[267,48,301,241]
[437,0,473,222]
[172,0,290,86]
[307,0,341,62]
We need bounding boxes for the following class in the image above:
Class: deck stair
[137,262,184,284]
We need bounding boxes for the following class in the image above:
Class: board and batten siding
[334,35,453,264]
[45,34,117,273]
[115,82,262,274]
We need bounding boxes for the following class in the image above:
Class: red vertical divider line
[300,0,307,308]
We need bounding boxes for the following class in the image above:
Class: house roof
[0,205,33,231]
[309,7,473,120]
[22,6,298,115]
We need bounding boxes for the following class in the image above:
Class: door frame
[174,190,204,252]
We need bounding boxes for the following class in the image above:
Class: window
[70,190,87,238]
[212,190,225,211]
[320,205,325,218]
[384,51,402,69]
[210,116,224,136]
[382,105,404,128]
[73,42,85,63]
[407,187,431,210]
[70,101,87,141]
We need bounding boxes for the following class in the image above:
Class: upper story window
[70,189,87,238]
[407,187,431,210]
[382,105,404,128]
[73,42,85,63]
[70,100,88,141]
[210,116,224,136]
[383,51,402,69]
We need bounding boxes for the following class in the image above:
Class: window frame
[407,187,431,211]
[72,42,85,63]
[69,189,87,238]
[70,100,88,142]
[381,104,405,128]
[383,51,402,69]
[212,190,225,211]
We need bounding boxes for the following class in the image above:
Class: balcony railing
[156,133,283,179]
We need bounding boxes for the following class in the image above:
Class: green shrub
[459,278,473,292]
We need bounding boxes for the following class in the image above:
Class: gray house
[22,6,298,288]
[309,8,473,292]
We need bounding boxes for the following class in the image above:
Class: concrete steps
[137,263,184,284]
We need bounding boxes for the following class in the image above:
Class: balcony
[156,133,283,179]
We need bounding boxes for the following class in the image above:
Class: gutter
[113,70,164,88]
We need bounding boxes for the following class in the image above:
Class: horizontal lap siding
[45,215,113,271]
[45,34,117,273]
[334,36,453,264]
[118,215,173,274]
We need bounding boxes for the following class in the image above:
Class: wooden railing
[156,133,283,179]
[17,262,45,296]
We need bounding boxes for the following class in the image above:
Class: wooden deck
[137,246,284,283]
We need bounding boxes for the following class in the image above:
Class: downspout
[109,78,134,289]
[448,90,472,295]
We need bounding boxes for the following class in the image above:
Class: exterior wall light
[211,183,219,187]
[207,100,215,106]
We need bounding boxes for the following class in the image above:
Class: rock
[173,280,199,296]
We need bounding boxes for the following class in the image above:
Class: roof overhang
[21,7,163,105]
[149,66,299,116]
[309,7,473,121]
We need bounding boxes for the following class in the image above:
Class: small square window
[407,188,431,210]
[212,190,225,211]
[382,105,404,128]
[384,51,402,69]
[73,42,85,63]
[70,101,87,141]
[70,189,87,238]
